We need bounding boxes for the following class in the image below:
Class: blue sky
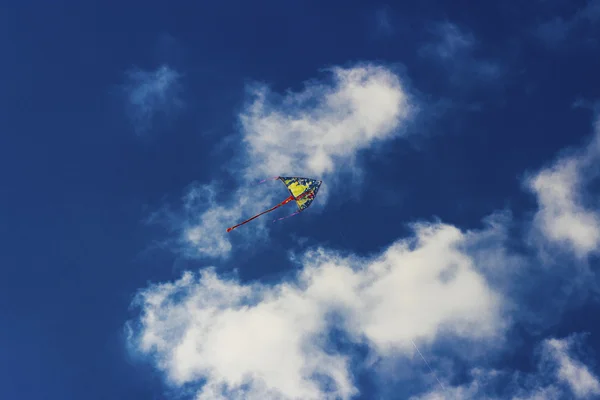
[2,0,600,399]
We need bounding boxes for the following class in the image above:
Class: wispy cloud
[535,0,600,48]
[412,333,600,399]
[372,7,394,37]
[157,63,416,259]
[545,335,600,398]
[421,22,475,60]
[122,65,183,135]
[419,22,502,83]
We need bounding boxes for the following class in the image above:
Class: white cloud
[527,158,600,257]
[411,334,600,400]
[146,182,274,259]
[176,63,415,258]
[127,43,600,399]
[526,118,600,258]
[180,184,244,258]
[133,112,600,399]
[123,65,183,134]
[545,335,600,398]
[240,64,414,179]
[128,221,504,400]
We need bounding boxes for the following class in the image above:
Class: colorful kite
[226,176,322,232]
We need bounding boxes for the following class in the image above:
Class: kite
[226,176,322,232]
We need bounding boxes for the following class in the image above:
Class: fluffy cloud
[128,222,504,400]
[129,41,600,397]
[240,64,413,179]
[175,63,415,258]
[123,65,183,134]
[132,109,600,399]
[526,118,600,258]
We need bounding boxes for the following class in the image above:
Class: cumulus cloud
[526,117,600,258]
[128,43,600,398]
[132,108,600,399]
[239,64,414,179]
[123,65,183,134]
[174,63,415,258]
[128,222,505,400]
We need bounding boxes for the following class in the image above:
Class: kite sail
[226,176,322,232]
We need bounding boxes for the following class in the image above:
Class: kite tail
[273,211,300,223]
[227,195,294,232]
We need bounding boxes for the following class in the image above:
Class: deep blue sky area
[2,1,600,399]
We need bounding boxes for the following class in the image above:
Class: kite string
[273,211,300,223]
[335,220,449,395]
[411,339,447,394]
[255,176,279,185]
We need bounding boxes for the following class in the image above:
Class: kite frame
[277,176,322,212]
[226,176,322,232]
